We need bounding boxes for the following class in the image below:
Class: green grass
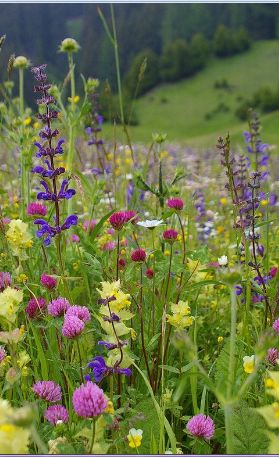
[103,40,279,148]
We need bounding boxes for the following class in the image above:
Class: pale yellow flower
[127,428,143,448]
[0,287,23,323]
[243,355,255,374]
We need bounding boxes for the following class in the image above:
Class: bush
[235,85,279,120]
[213,25,251,58]
[99,83,139,126]
[124,49,160,98]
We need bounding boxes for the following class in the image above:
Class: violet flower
[31,64,77,246]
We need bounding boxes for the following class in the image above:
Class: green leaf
[214,340,246,396]
[132,362,177,453]
[89,210,114,242]
[159,365,180,374]
[230,402,269,454]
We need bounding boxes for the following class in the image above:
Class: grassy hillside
[103,40,279,149]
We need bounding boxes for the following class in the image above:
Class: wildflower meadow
[0,17,279,456]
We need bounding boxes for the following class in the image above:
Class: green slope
[103,40,279,148]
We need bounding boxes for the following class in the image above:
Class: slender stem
[89,419,96,454]
[138,265,152,383]
[227,287,237,399]
[110,4,124,126]
[116,231,120,280]
[76,338,83,382]
[19,68,24,117]
[224,403,234,454]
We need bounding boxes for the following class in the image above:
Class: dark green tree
[160,39,191,82]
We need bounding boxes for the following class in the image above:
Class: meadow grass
[103,40,279,148]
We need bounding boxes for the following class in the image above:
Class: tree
[190,33,210,72]
[213,25,237,57]
[160,39,190,82]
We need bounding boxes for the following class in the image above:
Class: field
[0,36,279,456]
[104,40,279,148]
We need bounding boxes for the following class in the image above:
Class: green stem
[224,403,234,454]
[227,287,237,399]
[19,68,24,117]
[89,418,96,454]
[110,4,125,126]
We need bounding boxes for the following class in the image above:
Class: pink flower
[124,210,138,224]
[266,348,279,365]
[270,266,278,278]
[44,404,69,425]
[41,273,57,290]
[186,414,215,440]
[25,297,46,319]
[145,268,154,279]
[167,198,184,211]
[163,229,178,242]
[66,305,90,322]
[48,297,70,317]
[0,346,6,363]
[103,241,115,251]
[273,319,279,334]
[71,234,80,243]
[72,381,107,417]
[109,211,127,230]
[62,315,85,339]
[118,258,126,269]
[82,219,97,233]
[131,248,146,262]
[27,202,47,217]
[33,381,62,402]
[0,272,11,291]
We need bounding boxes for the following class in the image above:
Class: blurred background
[1,3,279,145]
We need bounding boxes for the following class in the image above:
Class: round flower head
[186,414,215,440]
[0,346,6,363]
[124,210,138,224]
[59,37,80,53]
[44,405,69,425]
[40,273,57,290]
[25,297,46,319]
[27,202,47,217]
[62,315,84,339]
[66,305,90,322]
[266,348,279,366]
[72,381,107,417]
[13,55,30,69]
[48,297,70,317]
[131,248,146,263]
[163,229,178,242]
[167,198,184,211]
[32,381,62,402]
[218,255,228,266]
[109,211,127,230]
[0,272,11,291]
[71,234,80,243]
[273,319,279,334]
[82,219,97,233]
[145,268,154,279]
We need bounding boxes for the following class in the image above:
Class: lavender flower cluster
[31,64,77,245]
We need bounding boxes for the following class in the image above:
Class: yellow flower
[97,281,131,312]
[243,355,255,374]
[105,401,114,415]
[261,199,269,206]
[220,197,228,205]
[217,336,224,344]
[17,274,28,283]
[23,117,31,126]
[68,95,80,104]
[6,219,33,258]
[127,428,143,448]
[166,301,194,330]
[0,400,31,454]
[33,121,40,129]
[164,250,171,256]
[17,351,30,369]
[0,287,23,323]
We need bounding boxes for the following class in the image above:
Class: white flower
[218,255,228,266]
[137,219,164,229]
[126,173,133,180]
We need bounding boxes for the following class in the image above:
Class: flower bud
[13,56,30,69]
[59,38,80,53]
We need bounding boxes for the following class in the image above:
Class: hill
[103,40,279,149]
